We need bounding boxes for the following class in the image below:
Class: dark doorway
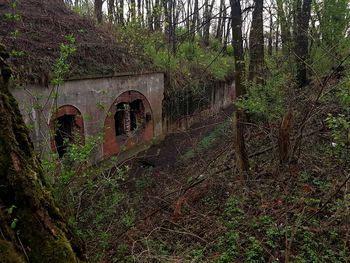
[115,103,127,136]
[130,99,145,132]
[54,114,75,158]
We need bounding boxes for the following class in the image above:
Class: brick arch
[103,90,154,157]
[50,105,85,156]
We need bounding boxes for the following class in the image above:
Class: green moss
[0,240,24,263]
[0,45,85,262]
[17,208,79,263]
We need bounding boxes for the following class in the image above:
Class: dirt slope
[0,0,153,84]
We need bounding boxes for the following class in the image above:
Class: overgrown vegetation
[2,0,350,262]
[116,24,234,91]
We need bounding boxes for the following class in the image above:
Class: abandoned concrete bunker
[12,73,164,163]
[12,72,236,164]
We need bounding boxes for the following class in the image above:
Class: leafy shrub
[237,57,290,121]
[124,25,235,83]
[326,78,350,161]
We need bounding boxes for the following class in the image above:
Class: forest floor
[64,100,349,263]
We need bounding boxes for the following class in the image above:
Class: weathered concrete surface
[12,72,235,164]
[103,90,154,158]
[11,72,164,163]
[163,81,235,133]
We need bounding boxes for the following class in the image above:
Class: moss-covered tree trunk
[0,46,86,262]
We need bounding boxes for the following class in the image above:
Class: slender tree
[294,0,312,88]
[203,0,215,47]
[130,0,136,23]
[118,0,125,25]
[153,0,161,30]
[276,0,292,56]
[146,0,153,30]
[216,0,225,42]
[248,0,265,83]
[137,0,142,23]
[94,0,103,23]
[267,5,273,56]
[230,0,249,173]
[107,0,115,22]
[191,0,199,40]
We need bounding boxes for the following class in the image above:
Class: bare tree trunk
[153,0,161,31]
[276,0,291,56]
[268,6,273,56]
[205,0,215,45]
[107,0,115,23]
[191,0,199,40]
[203,0,210,46]
[94,0,103,23]
[223,17,230,53]
[196,0,201,36]
[230,0,249,173]
[163,0,170,34]
[0,46,86,263]
[294,0,312,88]
[130,0,136,23]
[275,15,279,52]
[248,0,265,83]
[170,0,177,54]
[186,0,191,36]
[216,0,224,41]
[146,0,153,30]
[137,0,142,23]
[118,0,125,25]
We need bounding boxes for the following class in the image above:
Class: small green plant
[9,30,20,38]
[326,113,350,147]
[10,218,18,229]
[7,205,16,214]
[295,231,320,262]
[50,152,130,263]
[214,231,240,263]
[221,195,246,224]
[190,247,206,261]
[245,237,265,263]
[121,208,135,228]
[10,49,24,58]
[51,34,77,86]
[325,79,350,162]
[55,134,100,185]
[5,0,20,21]
[4,13,21,21]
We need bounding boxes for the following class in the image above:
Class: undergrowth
[181,120,230,160]
[118,25,234,90]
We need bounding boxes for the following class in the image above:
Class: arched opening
[103,91,153,157]
[50,105,84,158]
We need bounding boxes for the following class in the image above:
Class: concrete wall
[163,81,235,133]
[12,73,235,163]
[11,72,164,163]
